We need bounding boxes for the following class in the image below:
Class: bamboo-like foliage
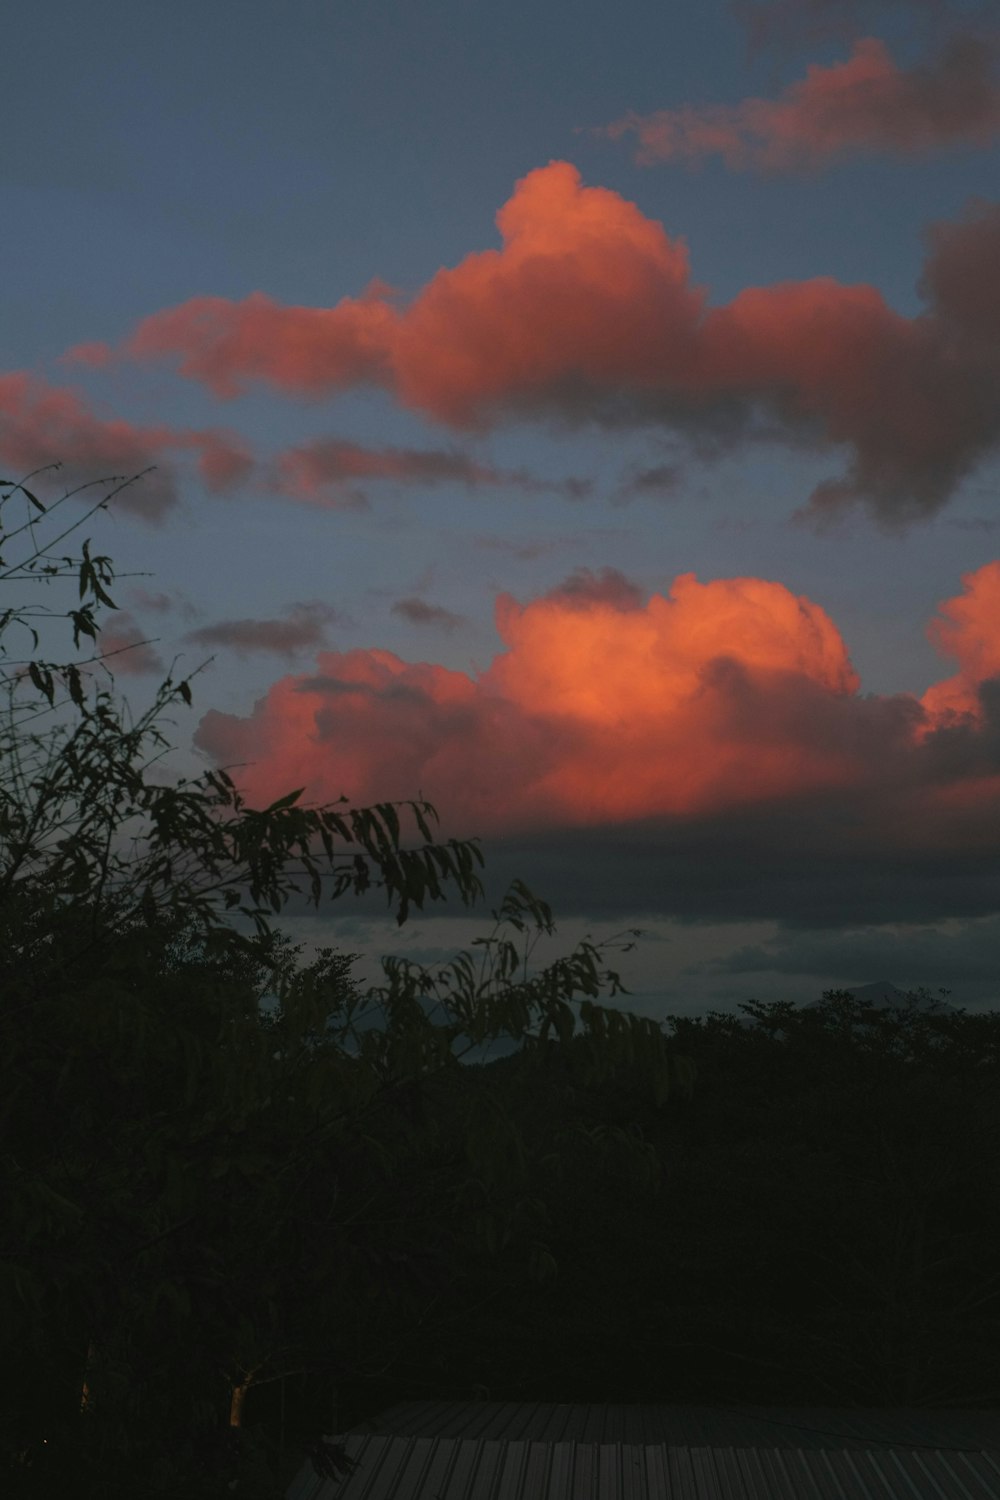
[0,468,684,1496]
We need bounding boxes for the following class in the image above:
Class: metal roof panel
[357,1401,1000,1451]
[288,1437,1000,1500]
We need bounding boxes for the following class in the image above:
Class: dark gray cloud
[271,436,590,506]
[184,602,343,659]
[544,566,645,612]
[692,915,1000,983]
[615,463,683,503]
[475,759,1000,931]
[391,597,465,632]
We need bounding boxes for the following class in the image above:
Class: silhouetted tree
[0,468,682,1494]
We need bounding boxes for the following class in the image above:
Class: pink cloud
[60,340,114,368]
[0,371,255,520]
[601,34,1000,171]
[123,285,397,400]
[84,163,1000,528]
[95,610,166,676]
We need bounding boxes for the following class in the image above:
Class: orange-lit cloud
[192,564,1000,926]
[88,164,1000,528]
[119,281,397,401]
[0,371,254,519]
[195,564,1000,852]
[112,163,701,420]
[921,560,1000,722]
[194,570,863,831]
[601,35,1000,170]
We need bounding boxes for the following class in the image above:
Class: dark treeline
[396,992,1000,1416]
[4,472,998,1496]
[14,946,1000,1500]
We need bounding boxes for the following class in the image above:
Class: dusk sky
[7,0,1000,1018]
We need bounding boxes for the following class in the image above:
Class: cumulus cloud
[601,34,1000,171]
[195,569,852,829]
[184,602,343,659]
[89,164,1000,529]
[192,563,1000,923]
[921,559,1000,721]
[0,371,254,520]
[391,597,466,632]
[270,436,587,506]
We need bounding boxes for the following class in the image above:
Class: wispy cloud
[733,0,954,52]
[269,436,589,506]
[599,34,1000,171]
[692,914,1000,984]
[391,597,466,632]
[94,609,166,676]
[0,370,254,521]
[183,602,343,659]
[615,462,683,503]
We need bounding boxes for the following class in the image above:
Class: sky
[6,0,1000,1019]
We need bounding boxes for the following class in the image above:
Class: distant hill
[801,980,958,1014]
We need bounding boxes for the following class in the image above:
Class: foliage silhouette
[0,467,682,1495]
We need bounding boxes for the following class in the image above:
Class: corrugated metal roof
[357,1400,1000,1451]
[285,1404,1000,1499]
[287,1434,1000,1499]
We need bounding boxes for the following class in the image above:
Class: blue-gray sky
[6,0,1000,1013]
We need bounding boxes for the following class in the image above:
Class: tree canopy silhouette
[0,467,683,1496]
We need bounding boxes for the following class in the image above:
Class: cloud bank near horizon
[190,561,1000,923]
